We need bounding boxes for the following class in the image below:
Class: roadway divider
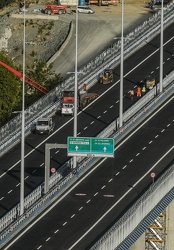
[1,69,174,249]
[1,2,174,156]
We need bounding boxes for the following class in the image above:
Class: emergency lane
[6,95,174,250]
[0,21,174,217]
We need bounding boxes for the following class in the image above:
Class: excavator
[0,60,48,94]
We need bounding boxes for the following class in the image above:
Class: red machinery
[44,4,68,15]
[0,60,48,94]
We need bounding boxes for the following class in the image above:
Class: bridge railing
[1,2,174,156]
[0,68,174,248]
[89,162,174,250]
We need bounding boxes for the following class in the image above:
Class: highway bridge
[1,7,174,250]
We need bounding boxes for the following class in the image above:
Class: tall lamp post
[20,1,26,215]
[159,0,164,93]
[73,0,79,169]
[119,0,124,128]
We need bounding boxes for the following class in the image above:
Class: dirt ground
[0,1,151,69]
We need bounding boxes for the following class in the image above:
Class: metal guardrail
[1,2,174,156]
[0,70,174,248]
[89,163,174,250]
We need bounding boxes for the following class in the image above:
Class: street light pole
[119,0,124,128]
[159,0,164,93]
[73,0,79,169]
[20,1,26,216]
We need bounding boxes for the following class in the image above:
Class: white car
[77,6,95,14]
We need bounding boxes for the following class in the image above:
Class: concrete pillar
[165,200,174,250]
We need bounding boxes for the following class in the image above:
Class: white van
[77,6,95,14]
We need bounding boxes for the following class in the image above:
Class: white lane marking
[55,150,59,154]
[32,169,36,173]
[90,121,94,124]
[155,135,159,138]
[77,132,81,135]
[2,39,173,180]
[136,153,140,156]
[68,145,174,250]
[37,246,42,249]
[101,185,106,189]
[6,88,174,250]
[16,183,20,187]
[108,178,113,182]
[116,172,120,176]
[103,110,107,114]
[84,127,88,130]
[97,116,101,119]
[161,129,165,132]
[24,176,29,180]
[167,123,170,127]
[156,66,159,69]
[129,159,133,163]
[63,222,67,226]
[86,200,91,204]
[54,229,59,234]
[71,214,75,218]
[110,105,113,108]
[46,237,51,242]
[8,190,12,194]
[167,57,170,60]
[122,165,127,169]
[0,197,4,201]
[40,163,44,167]
[79,207,83,211]
[149,140,153,144]
[142,147,146,150]
[116,100,119,103]
[94,192,98,196]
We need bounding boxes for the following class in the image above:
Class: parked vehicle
[76,6,95,14]
[61,90,77,116]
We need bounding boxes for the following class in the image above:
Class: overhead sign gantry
[67,136,114,158]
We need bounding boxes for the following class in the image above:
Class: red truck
[44,4,68,15]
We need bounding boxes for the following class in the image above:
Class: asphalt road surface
[1,21,174,218]
[1,17,174,249]
[5,95,174,250]
[50,4,152,76]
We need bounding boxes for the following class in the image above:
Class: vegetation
[0,52,22,124]
[0,0,15,9]
[0,52,63,126]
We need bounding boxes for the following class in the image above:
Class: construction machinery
[61,85,99,115]
[145,75,156,90]
[61,90,77,116]
[0,60,48,94]
[99,69,113,84]
[35,117,55,134]
[44,4,68,15]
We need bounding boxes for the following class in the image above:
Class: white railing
[1,2,174,156]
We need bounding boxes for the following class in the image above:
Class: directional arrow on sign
[103,146,107,152]
[75,145,78,151]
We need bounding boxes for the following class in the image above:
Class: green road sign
[67,137,114,158]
